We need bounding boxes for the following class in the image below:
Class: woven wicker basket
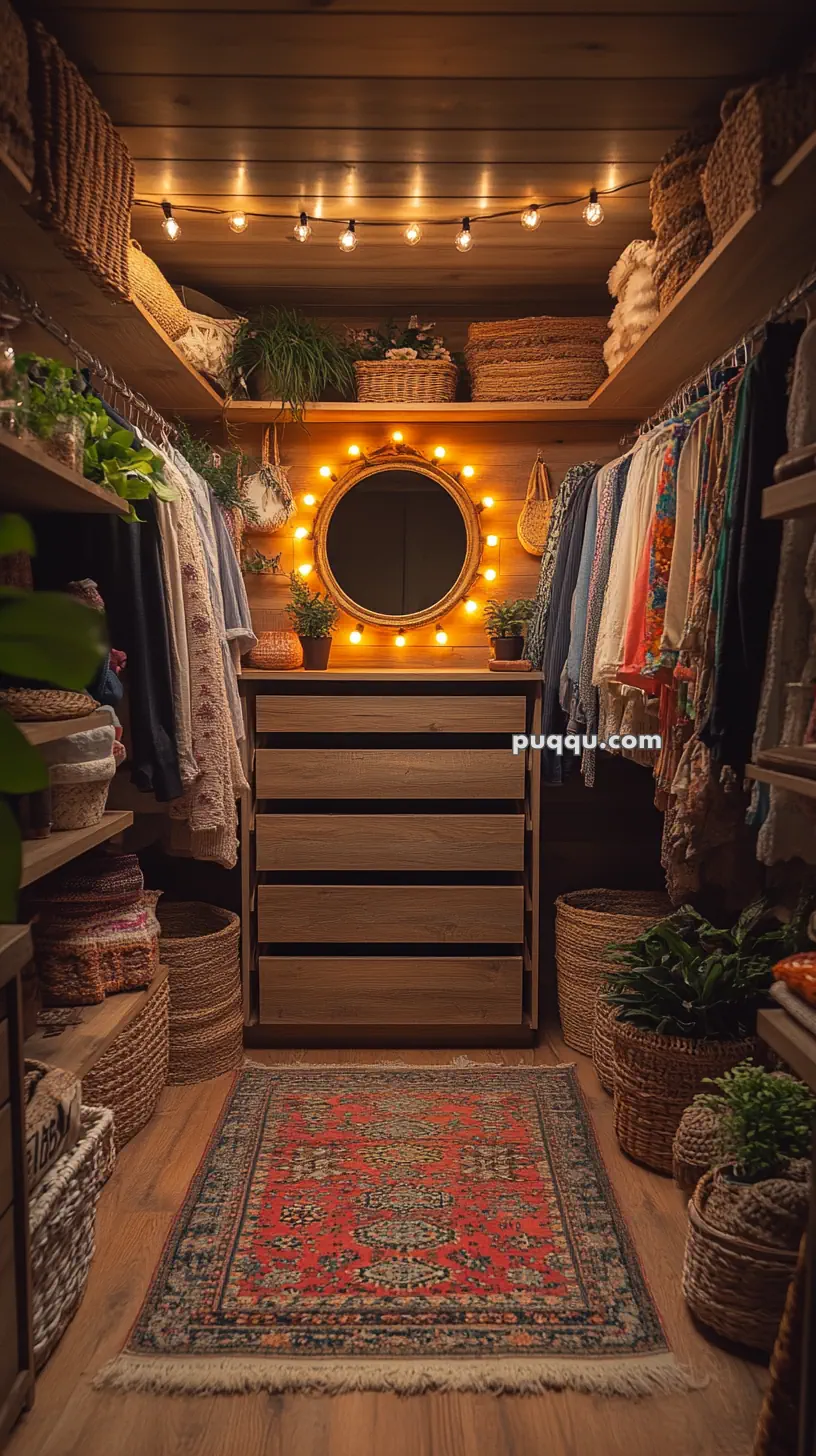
[354,359,457,403]
[612,1022,761,1175]
[128,241,190,341]
[682,1169,804,1351]
[649,130,713,309]
[157,902,243,1082]
[82,978,169,1150]
[0,688,98,721]
[246,629,302,670]
[0,0,34,181]
[752,1235,807,1456]
[29,1104,115,1370]
[50,755,115,831]
[591,994,618,1093]
[168,991,244,1085]
[672,1102,722,1190]
[554,890,670,1056]
[517,455,554,557]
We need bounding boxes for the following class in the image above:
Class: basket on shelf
[244,600,302,671]
[82,978,170,1151]
[32,891,161,1007]
[554,889,670,1056]
[49,754,116,831]
[157,902,243,1083]
[591,993,618,1093]
[29,1104,115,1370]
[354,359,458,403]
[701,73,816,245]
[649,131,713,309]
[0,688,98,721]
[612,1021,761,1175]
[465,316,607,402]
[0,0,35,181]
[128,241,190,341]
[672,1101,722,1190]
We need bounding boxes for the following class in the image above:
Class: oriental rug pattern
[98,1064,692,1396]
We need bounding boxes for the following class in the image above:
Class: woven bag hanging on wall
[243,425,296,531]
[517,454,555,556]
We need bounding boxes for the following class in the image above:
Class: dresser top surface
[241,668,539,682]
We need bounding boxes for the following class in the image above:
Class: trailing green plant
[695,1061,816,1181]
[174,420,261,525]
[482,597,534,637]
[347,315,453,363]
[229,308,354,420]
[0,514,106,921]
[286,572,339,638]
[603,898,810,1040]
[242,548,281,576]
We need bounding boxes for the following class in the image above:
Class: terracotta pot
[299,635,332,670]
[491,635,525,661]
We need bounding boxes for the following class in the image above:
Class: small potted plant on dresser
[483,597,534,661]
[287,572,339,670]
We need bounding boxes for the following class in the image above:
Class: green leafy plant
[0,515,106,921]
[174,420,261,525]
[696,1061,816,1181]
[347,315,453,364]
[286,572,339,638]
[229,308,354,420]
[603,899,808,1040]
[482,597,534,638]
[242,549,281,576]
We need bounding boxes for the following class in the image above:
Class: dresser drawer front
[259,956,523,1024]
[256,814,525,871]
[256,749,524,799]
[256,694,526,735]
[258,885,524,942]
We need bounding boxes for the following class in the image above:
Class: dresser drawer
[258,884,524,942]
[256,694,526,735]
[256,813,525,871]
[259,955,523,1024]
[256,749,524,799]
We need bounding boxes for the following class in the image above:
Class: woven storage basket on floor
[0,0,34,181]
[682,1169,803,1352]
[128,242,190,341]
[554,889,670,1056]
[591,994,618,1093]
[157,902,243,1082]
[612,1022,761,1175]
[752,1235,807,1456]
[30,1105,115,1370]
[168,991,244,1085]
[672,1102,722,1190]
[354,359,457,403]
[82,977,169,1150]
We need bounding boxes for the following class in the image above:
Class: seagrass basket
[591,994,618,1093]
[354,359,457,403]
[0,0,34,181]
[128,241,190,341]
[82,977,169,1150]
[672,1101,722,1190]
[0,688,98,721]
[554,889,670,1056]
[612,1022,761,1175]
[246,630,302,670]
[168,991,244,1085]
[157,902,243,1082]
[29,1105,115,1370]
[517,456,554,557]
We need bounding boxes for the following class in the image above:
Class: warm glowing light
[521,205,541,231]
[318,465,332,479]
[484,567,497,582]
[481,495,495,509]
[435,626,448,645]
[461,464,475,479]
[395,633,407,647]
[303,492,317,507]
[347,444,361,457]
[583,188,604,227]
[403,221,423,246]
[433,446,446,460]
[297,563,313,577]
[464,599,478,615]
[293,211,312,243]
[294,525,309,540]
[391,430,404,444]
[228,209,248,233]
[339,220,358,252]
[161,201,180,241]
[350,626,363,644]
[455,216,473,252]
[486,533,499,547]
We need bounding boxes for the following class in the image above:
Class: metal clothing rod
[0,271,177,444]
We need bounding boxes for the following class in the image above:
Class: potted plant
[228,307,354,417]
[681,1062,815,1350]
[286,572,339,670]
[348,316,457,403]
[482,597,534,661]
[603,898,810,1174]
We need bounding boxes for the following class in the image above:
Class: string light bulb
[583,188,604,227]
[161,201,180,241]
[461,464,475,479]
[520,204,541,231]
[454,216,474,252]
[338,219,358,252]
[350,625,364,645]
[433,446,446,460]
[297,563,313,577]
[303,492,317,507]
[318,465,333,480]
[484,567,497,582]
[486,533,499,547]
[395,632,407,647]
[294,525,309,540]
[391,430,404,444]
[435,625,448,645]
[293,211,312,243]
[347,443,361,458]
[464,599,478,615]
[403,221,423,246]
[228,209,248,234]
[481,495,495,509]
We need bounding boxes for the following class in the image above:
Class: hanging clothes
[579,454,632,785]
[538,464,599,784]
[560,463,603,724]
[527,463,596,671]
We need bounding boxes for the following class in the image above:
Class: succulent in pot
[482,597,534,661]
[286,571,340,670]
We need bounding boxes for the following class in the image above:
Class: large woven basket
[612,1022,761,1175]
[554,889,670,1055]
[354,359,457,403]
[157,902,243,1082]
[649,130,713,309]
[128,241,190,341]
[0,0,34,181]
[702,73,816,245]
[466,316,606,402]
[591,994,618,1093]
[82,977,169,1150]
[752,1236,807,1456]
[682,1169,803,1352]
[29,1105,115,1370]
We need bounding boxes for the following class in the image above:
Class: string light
[350,624,364,644]
[391,430,404,444]
[339,219,358,252]
[303,492,317,506]
[293,211,312,243]
[297,563,313,577]
[486,533,499,547]
[294,525,309,540]
[228,209,248,234]
[454,217,474,252]
[583,188,604,227]
[395,632,407,647]
[347,444,361,457]
[481,495,495,509]
[461,464,475,479]
[520,205,541,231]
[433,446,446,460]
[161,201,180,241]
[484,567,497,582]
[318,465,334,480]
[403,221,423,246]
[435,626,448,645]
[464,599,478,615]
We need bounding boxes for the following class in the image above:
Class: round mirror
[314,450,483,628]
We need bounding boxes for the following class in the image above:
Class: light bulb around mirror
[583,189,604,227]
[433,446,446,460]
[228,210,248,233]
[454,217,473,252]
[461,464,475,479]
[347,444,361,457]
[339,220,358,252]
[464,599,478,615]
[297,563,313,577]
[303,493,317,507]
[481,495,495,509]
[403,221,423,246]
[484,567,497,582]
[294,526,309,540]
[435,627,448,645]
[520,205,541,231]
[391,430,404,444]
[395,633,407,647]
[486,534,498,547]
[350,627,363,644]
[293,211,312,243]
[318,465,332,479]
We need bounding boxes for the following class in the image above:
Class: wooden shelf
[20,810,133,888]
[762,470,816,521]
[23,964,169,1081]
[745,763,816,801]
[758,1007,816,1093]
[241,667,537,680]
[756,746,816,780]
[19,709,112,747]
[0,148,222,417]
[0,431,130,516]
[223,398,630,426]
[0,925,32,984]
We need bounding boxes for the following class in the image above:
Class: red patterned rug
[98,1064,693,1397]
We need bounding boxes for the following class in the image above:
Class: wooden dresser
[240,669,542,1045]
[0,927,34,1446]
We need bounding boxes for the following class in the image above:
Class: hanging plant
[228,308,355,418]
[174,420,261,525]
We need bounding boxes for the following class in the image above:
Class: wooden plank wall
[227,419,626,668]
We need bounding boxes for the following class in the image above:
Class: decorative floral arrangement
[347,315,452,363]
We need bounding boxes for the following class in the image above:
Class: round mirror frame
[313,443,484,629]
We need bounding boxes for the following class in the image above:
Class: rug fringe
[93,1352,703,1399]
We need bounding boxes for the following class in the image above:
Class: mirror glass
[325,467,468,617]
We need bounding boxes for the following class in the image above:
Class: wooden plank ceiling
[36,1,815,318]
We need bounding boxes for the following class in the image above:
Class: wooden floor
[8,1031,767,1456]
